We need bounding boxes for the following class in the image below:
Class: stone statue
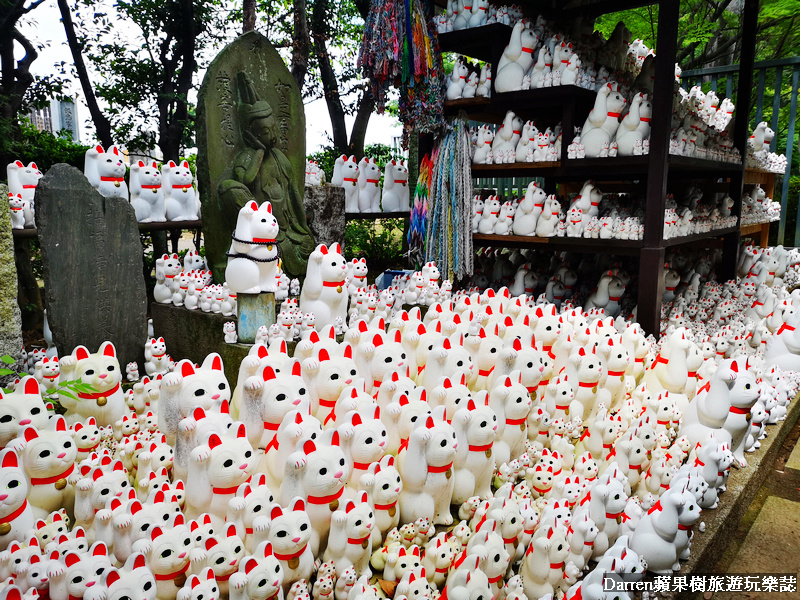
[197,31,314,281]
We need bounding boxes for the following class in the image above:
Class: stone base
[237,292,276,344]
[150,302,248,387]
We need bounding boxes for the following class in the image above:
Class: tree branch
[56,0,113,145]
[311,0,347,150]
[243,0,256,33]
[348,89,373,158]
[290,0,310,91]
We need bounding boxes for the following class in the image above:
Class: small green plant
[0,355,97,404]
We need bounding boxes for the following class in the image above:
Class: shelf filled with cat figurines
[745,121,788,174]
[740,183,781,227]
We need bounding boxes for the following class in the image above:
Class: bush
[344,218,406,274]
[0,118,88,174]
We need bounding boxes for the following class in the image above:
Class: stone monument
[197,31,315,282]
[0,183,23,363]
[35,164,147,367]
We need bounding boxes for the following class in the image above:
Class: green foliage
[0,355,85,404]
[308,143,402,183]
[0,117,88,174]
[344,218,406,272]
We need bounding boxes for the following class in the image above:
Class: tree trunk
[57,0,113,146]
[311,0,348,151]
[348,90,374,159]
[242,0,256,33]
[290,0,310,91]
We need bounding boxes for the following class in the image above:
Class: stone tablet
[197,31,315,282]
[0,183,23,363]
[304,184,345,248]
[35,164,147,367]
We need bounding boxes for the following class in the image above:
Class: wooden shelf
[345,211,410,220]
[12,219,203,240]
[473,233,643,255]
[661,226,738,248]
[438,24,513,62]
[471,162,560,178]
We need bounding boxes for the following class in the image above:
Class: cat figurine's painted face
[137,161,162,187]
[103,553,157,600]
[0,376,49,447]
[62,542,115,600]
[204,424,256,492]
[72,418,101,457]
[263,498,312,560]
[144,514,193,580]
[345,407,387,471]
[71,342,123,393]
[200,524,246,583]
[178,567,220,600]
[34,510,69,549]
[260,362,311,425]
[171,355,230,417]
[81,460,132,514]
[18,416,77,486]
[236,541,284,600]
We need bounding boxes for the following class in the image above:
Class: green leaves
[0,356,16,365]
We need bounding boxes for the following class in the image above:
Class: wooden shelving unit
[345,211,410,220]
[437,0,758,335]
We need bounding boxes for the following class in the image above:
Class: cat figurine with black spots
[11,416,77,521]
[0,449,34,551]
[323,491,375,578]
[163,160,199,221]
[130,160,166,222]
[159,354,230,446]
[186,423,256,526]
[229,541,285,600]
[280,437,348,556]
[252,498,314,595]
[84,144,128,200]
[58,342,126,427]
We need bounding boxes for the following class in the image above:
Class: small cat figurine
[48,541,114,600]
[177,567,220,600]
[252,498,314,595]
[144,337,171,377]
[0,449,34,551]
[131,513,193,597]
[0,375,49,448]
[225,474,275,553]
[58,342,126,427]
[229,541,284,600]
[189,524,246,598]
[163,160,199,221]
[185,423,256,527]
[34,356,61,395]
[358,454,402,547]
[323,491,375,579]
[158,354,230,446]
[96,553,157,600]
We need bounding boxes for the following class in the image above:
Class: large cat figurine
[163,160,200,221]
[58,342,126,427]
[84,144,129,200]
[0,449,34,551]
[130,160,166,222]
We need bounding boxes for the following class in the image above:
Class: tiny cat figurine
[57,341,126,427]
[358,454,402,547]
[229,541,284,600]
[163,160,200,221]
[177,567,220,600]
[252,498,314,595]
[84,144,128,200]
[130,160,166,222]
[34,356,61,395]
[7,193,25,229]
[225,474,275,553]
[71,417,101,460]
[0,449,34,551]
[145,337,171,377]
[7,160,42,227]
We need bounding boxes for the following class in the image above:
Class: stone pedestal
[237,292,276,343]
[304,184,345,247]
[0,184,23,365]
